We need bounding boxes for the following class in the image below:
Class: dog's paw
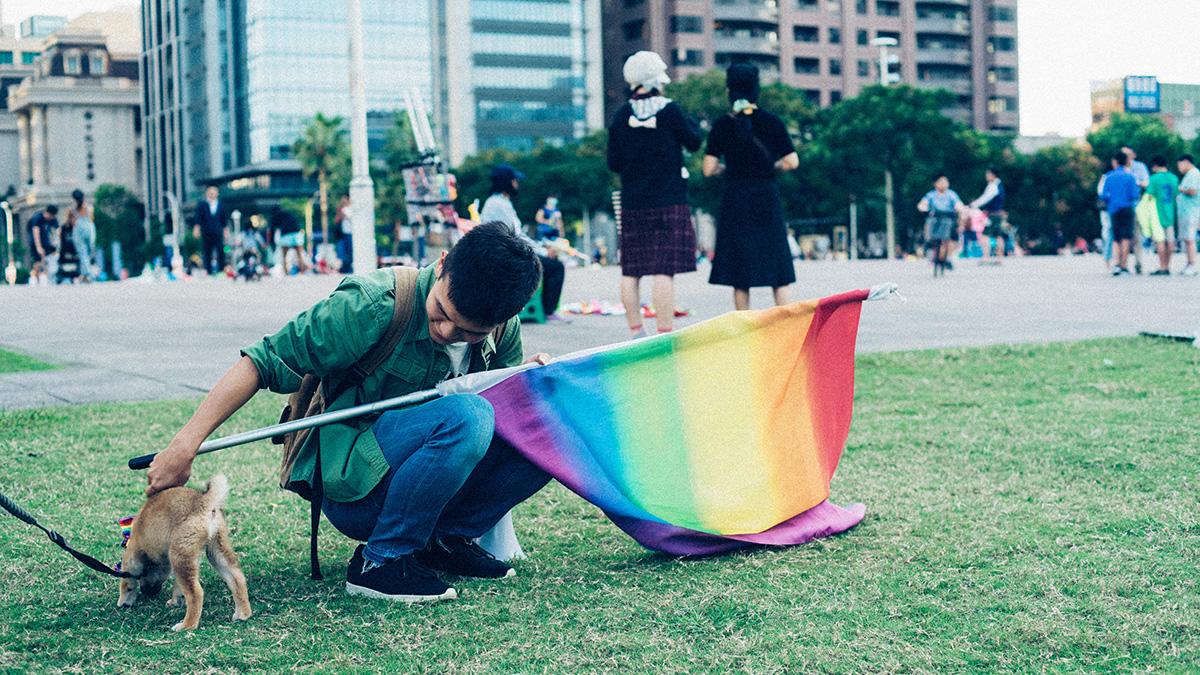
[171,621,198,632]
[232,608,252,622]
[165,597,182,607]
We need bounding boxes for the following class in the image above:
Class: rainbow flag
[469,286,888,555]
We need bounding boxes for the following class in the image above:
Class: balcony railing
[914,17,970,35]
[713,3,780,23]
[713,34,782,57]
[915,78,971,96]
[915,47,972,66]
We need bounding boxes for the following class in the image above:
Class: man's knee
[442,394,495,462]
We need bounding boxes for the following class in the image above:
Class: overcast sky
[5,0,1199,138]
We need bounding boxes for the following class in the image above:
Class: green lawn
[1,337,1198,674]
[0,349,57,374]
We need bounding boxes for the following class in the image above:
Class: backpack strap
[330,266,420,401]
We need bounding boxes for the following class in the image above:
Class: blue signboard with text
[1125,76,1160,113]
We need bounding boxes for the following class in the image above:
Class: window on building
[856,0,868,14]
[830,90,842,104]
[988,96,1016,113]
[858,59,870,77]
[64,51,81,75]
[795,0,818,10]
[0,52,12,65]
[670,15,703,33]
[829,58,842,75]
[876,1,899,16]
[988,66,1016,83]
[988,36,1015,52]
[988,6,1016,22]
[877,30,900,45]
[88,51,106,76]
[623,0,644,6]
[827,0,840,13]
[22,52,37,64]
[856,29,868,45]
[794,57,820,75]
[672,49,704,67]
[803,89,821,105]
[918,34,970,50]
[793,25,819,42]
[828,26,841,44]
[622,20,645,40]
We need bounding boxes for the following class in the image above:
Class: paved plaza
[0,253,1195,410]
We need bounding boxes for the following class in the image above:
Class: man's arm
[145,356,261,495]
[30,225,45,256]
[969,182,999,209]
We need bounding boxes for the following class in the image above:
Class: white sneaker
[1184,265,1198,277]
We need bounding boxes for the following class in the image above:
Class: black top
[270,209,300,235]
[194,200,229,236]
[607,100,702,210]
[704,109,795,181]
[28,212,57,250]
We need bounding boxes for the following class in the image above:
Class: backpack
[273,265,419,579]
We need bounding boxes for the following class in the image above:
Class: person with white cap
[607,51,703,338]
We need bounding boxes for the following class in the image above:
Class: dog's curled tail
[202,474,230,512]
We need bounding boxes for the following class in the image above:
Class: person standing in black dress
[607,51,703,337]
[703,62,799,311]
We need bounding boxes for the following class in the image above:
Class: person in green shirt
[1147,154,1180,275]
[146,222,549,603]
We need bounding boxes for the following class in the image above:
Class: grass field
[0,336,1197,674]
[0,349,57,374]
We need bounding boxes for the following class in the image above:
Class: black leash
[0,485,132,579]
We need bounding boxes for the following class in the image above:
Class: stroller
[56,223,81,284]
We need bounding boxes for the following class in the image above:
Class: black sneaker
[415,534,516,579]
[345,544,457,603]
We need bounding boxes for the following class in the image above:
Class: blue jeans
[321,394,550,564]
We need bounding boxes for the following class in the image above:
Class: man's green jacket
[242,265,523,502]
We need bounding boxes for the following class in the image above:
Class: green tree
[1086,112,1185,169]
[812,84,989,252]
[93,183,151,275]
[292,113,349,248]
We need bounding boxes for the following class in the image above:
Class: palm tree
[292,113,348,256]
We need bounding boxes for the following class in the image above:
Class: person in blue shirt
[917,175,963,274]
[1100,150,1141,275]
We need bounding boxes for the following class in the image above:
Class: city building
[6,11,142,221]
[142,0,604,229]
[1091,77,1200,141]
[0,22,47,195]
[19,15,68,39]
[603,0,1019,133]
[437,0,604,162]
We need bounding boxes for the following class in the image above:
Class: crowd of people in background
[1099,147,1198,276]
[24,189,96,285]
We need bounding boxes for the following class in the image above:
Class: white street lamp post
[347,0,377,274]
[1,201,15,284]
[871,36,900,260]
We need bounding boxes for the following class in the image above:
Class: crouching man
[146,222,552,602]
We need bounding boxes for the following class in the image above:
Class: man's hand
[145,437,199,496]
[523,353,551,366]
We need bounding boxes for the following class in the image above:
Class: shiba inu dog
[117,474,251,631]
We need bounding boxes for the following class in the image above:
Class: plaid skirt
[618,203,697,277]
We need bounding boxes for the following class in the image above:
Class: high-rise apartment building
[603,0,1018,133]
[142,0,603,226]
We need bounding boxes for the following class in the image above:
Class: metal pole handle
[128,388,442,470]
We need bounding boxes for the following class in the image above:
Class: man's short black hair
[44,204,58,215]
[1113,150,1129,166]
[1181,154,1195,164]
[1150,153,1168,169]
[442,221,542,327]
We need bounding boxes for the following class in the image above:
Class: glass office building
[243,0,432,163]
